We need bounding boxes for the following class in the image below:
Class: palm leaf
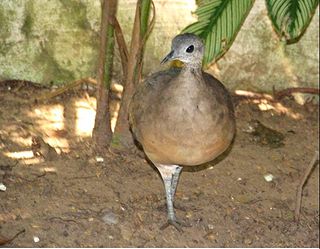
[266,0,319,43]
[183,0,255,66]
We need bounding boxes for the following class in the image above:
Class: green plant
[183,0,319,66]
[266,0,319,43]
[92,0,117,150]
[183,0,255,65]
[111,0,154,150]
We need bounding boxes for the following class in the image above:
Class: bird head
[161,33,204,68]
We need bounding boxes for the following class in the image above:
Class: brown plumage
[129,33,235,231]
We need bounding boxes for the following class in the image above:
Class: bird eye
[186,45,194,53]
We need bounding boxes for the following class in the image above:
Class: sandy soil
[0,83,319,247]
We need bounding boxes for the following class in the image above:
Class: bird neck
[174,64,205,90]
[181,64,203,78]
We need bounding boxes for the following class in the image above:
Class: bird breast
[134,69,235,166]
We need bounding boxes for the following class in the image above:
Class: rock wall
[0,0,319,92]
[212,1,319,94]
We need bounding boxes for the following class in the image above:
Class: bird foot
[160,219,191,232]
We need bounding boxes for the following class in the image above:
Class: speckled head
[161,33,204,67]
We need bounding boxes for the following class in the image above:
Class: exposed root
[0,229,25,246]
[294,151,319,222]
[273,87,320,101]
[34,77,97,102]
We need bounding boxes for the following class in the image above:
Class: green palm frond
[266,0,319,43]
[183,0,255,66]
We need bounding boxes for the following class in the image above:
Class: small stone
[264,173,274,182]
[95,156,104,162]
[0,183,6,191]
[208,224,214,230]
[185,211,193,218]
[207,233,216,241]
[204,231,216,241]
[102,212,119,225]
[33,236,40,243]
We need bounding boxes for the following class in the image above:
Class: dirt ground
[0,82,319,247]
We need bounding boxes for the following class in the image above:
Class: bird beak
[160,50,174,64]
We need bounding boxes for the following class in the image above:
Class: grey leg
[171,166,183,201]
[162,176,176,221]
[155,164,185,232]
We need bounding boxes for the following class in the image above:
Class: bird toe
[160,218,191,232]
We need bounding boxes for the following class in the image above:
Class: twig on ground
[273,87,320,101]
[10,171,47,183]
[295,151,319,222]
[34,77,97,102]
[48,216,85,228]
[48,217,79,225]
[0,228,25,246]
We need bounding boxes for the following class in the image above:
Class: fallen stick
[274,87,320,100]
[34,77,97,102]
[0,229,25,246]
[295,151,319,222]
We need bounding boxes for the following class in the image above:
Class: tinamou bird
[129,33,236,231]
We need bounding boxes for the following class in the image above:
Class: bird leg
[155,164,188,232]
[171,166,183,201]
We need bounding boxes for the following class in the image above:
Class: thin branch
[0,229,25,246]
[295,151,319,222]
[274,87,320,100]
[142,0,156,46]
[137,0,156,83]
[34,77,97,102]
[112,0,153,150]
[113,16,129,78]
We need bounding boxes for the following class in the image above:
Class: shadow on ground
[0,83,319,247]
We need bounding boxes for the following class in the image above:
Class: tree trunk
[112,0,151,151]
[92,0,118,153]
